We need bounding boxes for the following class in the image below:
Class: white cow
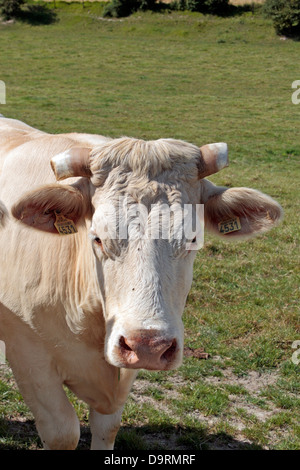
[0,116,282,449]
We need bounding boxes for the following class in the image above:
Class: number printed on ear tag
[54,211,78,235]
[218,217,241,234]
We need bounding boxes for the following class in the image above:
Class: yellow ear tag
[54,211,78,235]
[218,217,241,235]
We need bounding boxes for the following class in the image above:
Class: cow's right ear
[11,182,90,234]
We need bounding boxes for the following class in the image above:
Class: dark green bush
[176,0,187,10]
[103,0,156,18]
[0,0,24,19]
[103,0,135,18]
[204,0,229,14]
[263,0,300,37]
[186,0,229,15]
[103,0,229,17]
[139,0,156,10]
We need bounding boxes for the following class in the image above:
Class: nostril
[161,339,177,362]
[119,336,133,352]
[118,336,140,366]
[116,333,180,369]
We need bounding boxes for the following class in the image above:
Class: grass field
[0,2,299,450]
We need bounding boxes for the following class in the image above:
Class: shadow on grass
[0,417,42,450]
[0,418,91,450]
[0,418,263,450]
[18,4,58,25]
[115,424,263,451]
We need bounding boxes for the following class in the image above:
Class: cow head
[12,137,283,371]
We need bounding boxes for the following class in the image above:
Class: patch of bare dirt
[206,367,279,393]
[130,366,280,449]
[0,361,283,450]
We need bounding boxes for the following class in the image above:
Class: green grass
[0,2,299,450]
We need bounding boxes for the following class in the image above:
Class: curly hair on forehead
[89,137,201,187]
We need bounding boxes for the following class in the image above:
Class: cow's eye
[93,237,103,250]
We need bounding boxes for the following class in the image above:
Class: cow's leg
[12,364,80,450]
[89,369,138,450]
[33,386,80,450]
[34,388,80,450]
[12,369,80,450]
[89,407,123,450]
[5,337,80,450]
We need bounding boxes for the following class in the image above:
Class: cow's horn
[198,142,228,178]
[50,147,92,181]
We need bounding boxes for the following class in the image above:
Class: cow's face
[12,138,283,371]
[89,173,201,370]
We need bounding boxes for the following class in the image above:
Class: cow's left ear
[202,180,283,239]
[11,181,90,234]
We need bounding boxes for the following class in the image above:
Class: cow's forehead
[90,174,202,259]
[92,170,200,208]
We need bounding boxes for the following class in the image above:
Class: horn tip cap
[50,151,73,181]
[207,142,229,170]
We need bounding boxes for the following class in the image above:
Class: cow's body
[0,117,282,449]
[0,118,138,449]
